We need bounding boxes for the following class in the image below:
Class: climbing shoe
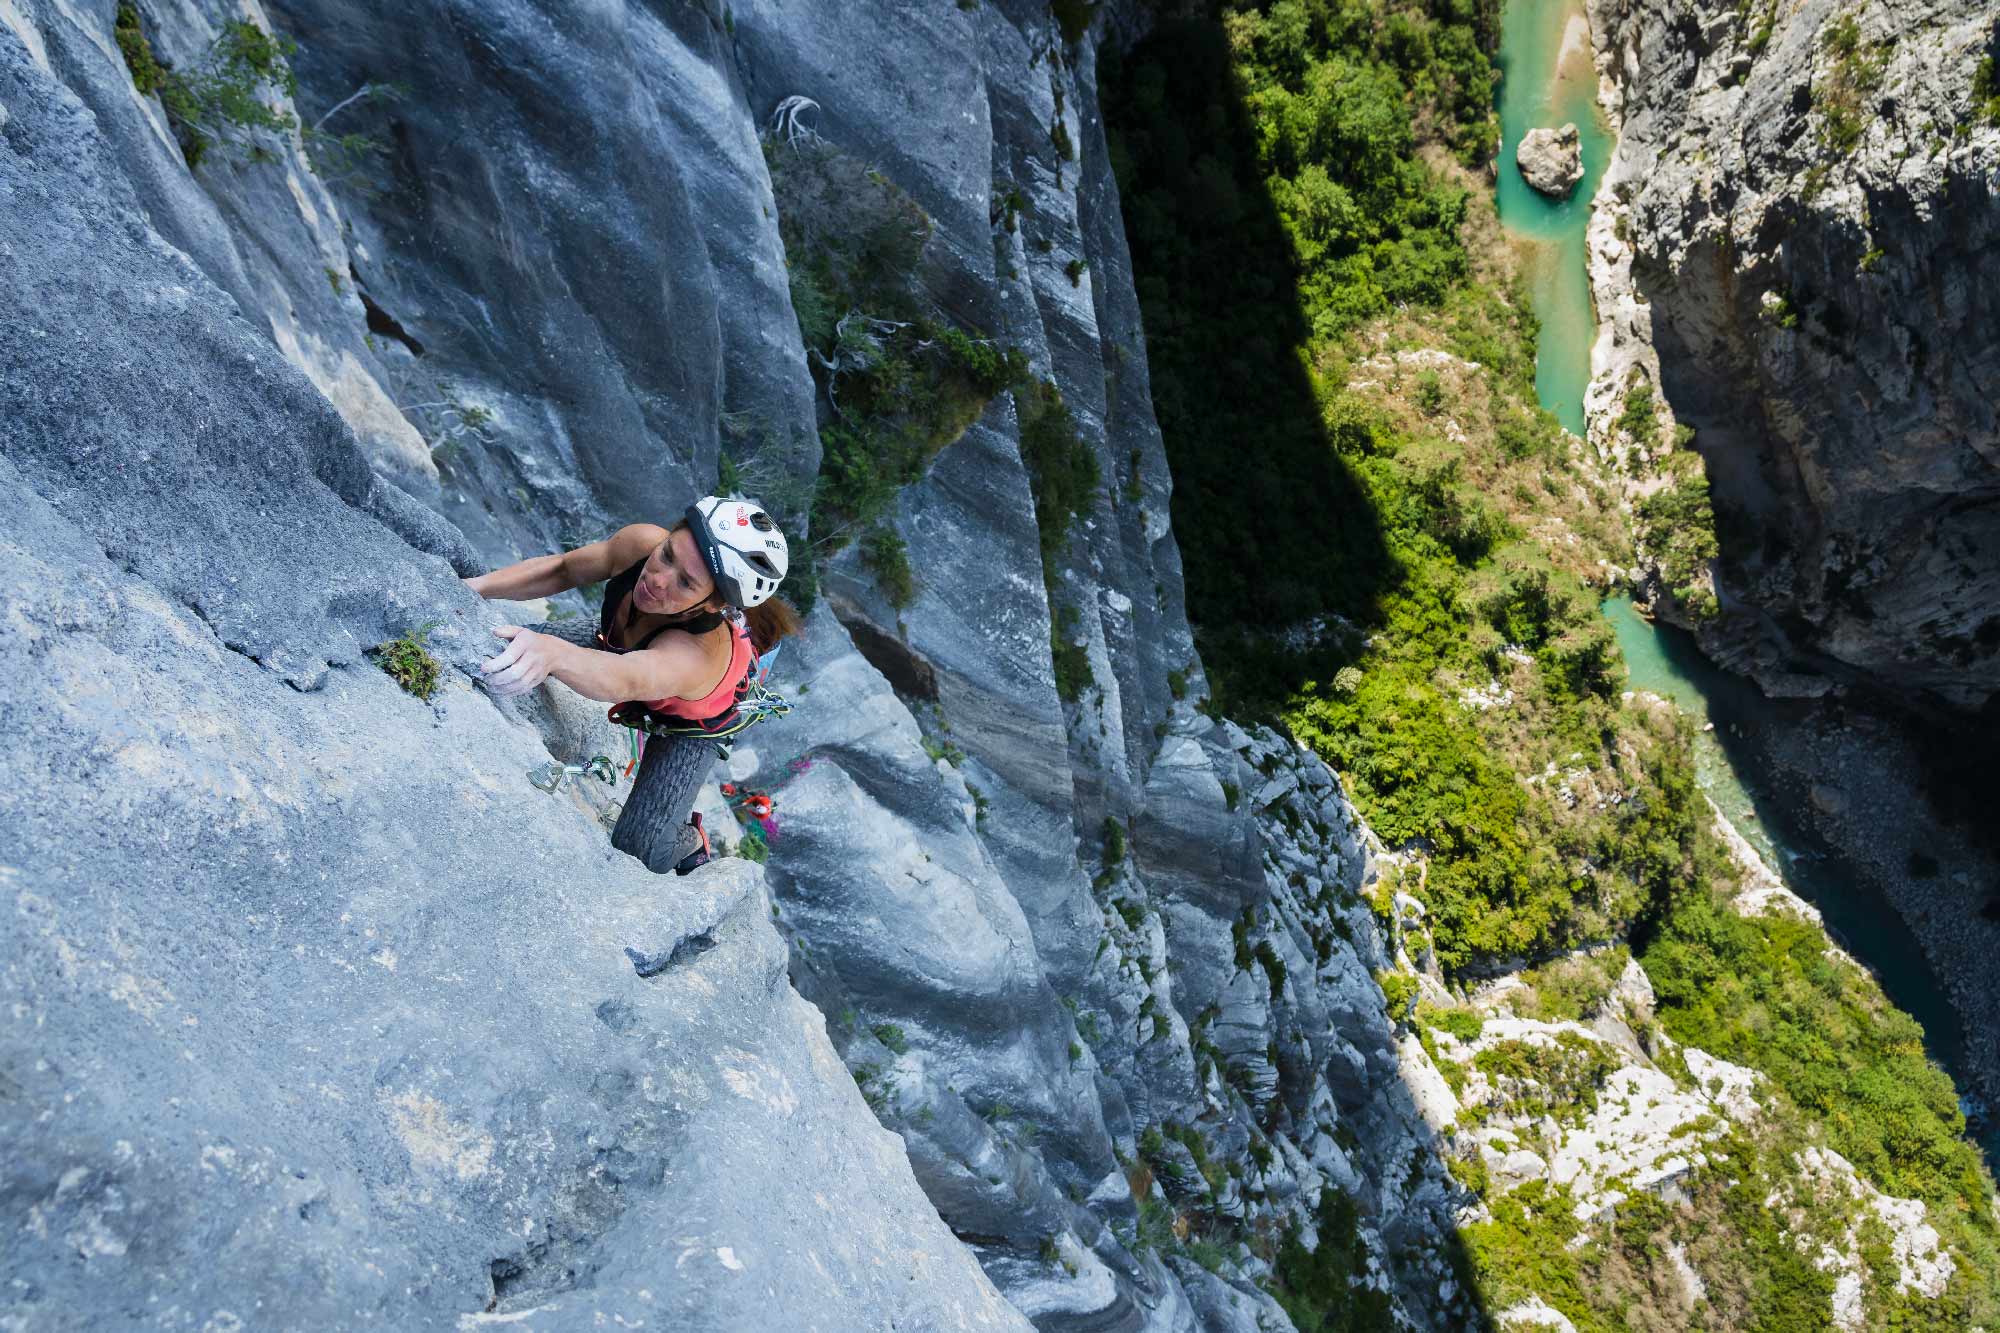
[673,812,712,877]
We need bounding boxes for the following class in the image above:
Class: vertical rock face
[0,19,1024,1331]
[1587,0,2000,710]
[1,0,1470,1328]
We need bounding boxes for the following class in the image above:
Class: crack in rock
[623,928,717,978]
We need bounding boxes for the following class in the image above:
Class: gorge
[2,0,1996,1329]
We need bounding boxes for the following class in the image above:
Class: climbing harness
[527,755,619,793]
[607,642,793,744]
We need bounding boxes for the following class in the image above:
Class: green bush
[1017,380,1101,567]
[1415,369,1445,416]
[1270,1188,1395,1332]
[1417,1001,1484,1043]
[871,1022,909,1055]
[1050,600,1094,702]
[1615,376,1660,447]
[1471,1032,1619,1125]
[1636,465,1719,609]
[371,623,442,701]
[1254,939,1288,996]
[768,140,1027,556]
[1977,57,2000,124]
[1512,946,1629,1022]
[861,524,918,609]
[1103,815,1127,864]
[1814,16,1886,154]
[1376,970,1418,1020]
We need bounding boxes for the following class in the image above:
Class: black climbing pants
[612,730,715,874]
[541,618,714,874]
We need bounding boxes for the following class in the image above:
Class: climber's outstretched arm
[463,523,669,601]
[479,625,710,703]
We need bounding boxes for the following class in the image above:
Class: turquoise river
[1495,0,1994,1162]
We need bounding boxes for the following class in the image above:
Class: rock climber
[464,496,801,874]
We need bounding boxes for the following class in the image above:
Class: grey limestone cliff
[0,0,1469,1329]
[1585,0,2000,711]
[1583,0,2000,1120]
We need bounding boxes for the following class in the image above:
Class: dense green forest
[1103,1,1998,1326]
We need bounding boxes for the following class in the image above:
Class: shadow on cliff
[1102,19,1392,716]
[1103,15,1496,1325]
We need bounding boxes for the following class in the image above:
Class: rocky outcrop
[1515,122,1584,197]
[1584,0,2000,711]
[0,25,1023,1328]
[0,0,1491,1327]
[1384,845,1969,1332]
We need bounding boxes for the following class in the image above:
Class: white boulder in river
[1516,123,1585,197]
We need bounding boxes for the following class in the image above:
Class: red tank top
[644,617,753,720]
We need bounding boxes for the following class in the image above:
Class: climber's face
[634,526,717,616]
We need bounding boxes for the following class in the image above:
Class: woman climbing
[464,496,800,875]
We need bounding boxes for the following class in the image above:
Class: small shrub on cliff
[1376,970,1418,1021]
[1615,374,1660,448]
[1977,57,2000,124]
[114,5,168,96]
[1636,458,1720,612]
[1017,380,1100,567]
[860,524,917,610]
[1050,600,1094,702]
[372,623,442,701]
[1051,117,1076,163]
[1814,15,1888,155]
[768,138,1028,556]
[1270,1188,1394,1332]
[116,7,301,170]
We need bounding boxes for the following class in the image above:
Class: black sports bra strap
[597,559,727,651]
[599,560,644,644]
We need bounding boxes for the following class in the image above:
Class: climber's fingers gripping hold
[481,625,555,696]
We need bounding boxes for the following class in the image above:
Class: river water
[1493,0,1611,436]
[1496,1,1995,1163]
[1604,598,1992,1162]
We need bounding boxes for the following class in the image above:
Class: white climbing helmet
[684,495,789,609]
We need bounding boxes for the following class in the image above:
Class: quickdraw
[527,755,618,793]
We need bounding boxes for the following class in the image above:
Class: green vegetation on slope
[1106,0,1998,1324]
[1109,0,1685,972]
[1643,875,2000,1316]
[761,137,1103,632]
[1635,455,1719,619]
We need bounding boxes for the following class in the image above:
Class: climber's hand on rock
[481,625,556,696]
